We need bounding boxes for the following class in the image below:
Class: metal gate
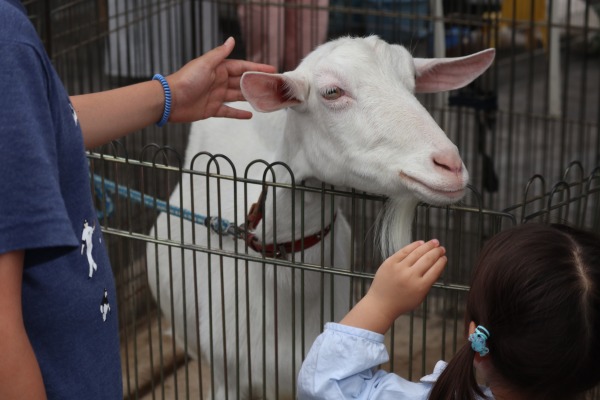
[28,0,600,398]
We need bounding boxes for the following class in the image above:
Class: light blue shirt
[298,323,493,399]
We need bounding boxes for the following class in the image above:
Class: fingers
[390,240,425,262]
[422,254,447,283]
[198,36,275,79]
[412,246,446,279]
[225,59,277,77]
[221,86,246,103]
[216,104,253,120]
[391,239,447,280]
[202,37,236,70]
[221,36,235,54]
[403,239,441,266]
[228,76,242,90]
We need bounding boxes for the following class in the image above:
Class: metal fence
[28,0,600,399]
[90,147,600,399]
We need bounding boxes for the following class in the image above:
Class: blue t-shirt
[0,1,122,398]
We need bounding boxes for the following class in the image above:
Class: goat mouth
[399,172,466,201]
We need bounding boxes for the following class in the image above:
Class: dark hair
[429,223,600,400]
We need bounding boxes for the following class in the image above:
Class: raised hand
[340,240,447,334]
[167,37,276,121]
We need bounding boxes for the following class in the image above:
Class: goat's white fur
[147,36,494,399]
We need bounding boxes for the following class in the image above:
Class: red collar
[242,188,335,259]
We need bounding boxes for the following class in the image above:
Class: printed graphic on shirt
[100,288,111,322]
[69,101,78,126]
[81,219,98,278]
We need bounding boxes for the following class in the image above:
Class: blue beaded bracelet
[152,74,171,127]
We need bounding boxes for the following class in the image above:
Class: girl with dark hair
[297,224,600,400]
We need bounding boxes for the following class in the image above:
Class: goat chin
[375,197,420,258]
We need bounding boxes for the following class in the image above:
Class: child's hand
[369,240,446,321]
[340,240,447,334]
[167,37,276,122]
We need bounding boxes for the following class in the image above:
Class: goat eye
[321,87,343,100]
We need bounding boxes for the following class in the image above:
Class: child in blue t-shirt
[0,1,274,398]
[298,224,600,400]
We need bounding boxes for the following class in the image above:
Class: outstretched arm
[340,239,447,334]
[297,240,447,399]
[71,37,276,149]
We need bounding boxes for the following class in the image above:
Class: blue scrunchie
[469,325,490,356]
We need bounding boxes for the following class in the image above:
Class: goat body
[147,36,495,399]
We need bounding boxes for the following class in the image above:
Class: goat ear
[413,48,495,93]
[241,71,308,112]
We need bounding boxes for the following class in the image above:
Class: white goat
[147,36,494,400]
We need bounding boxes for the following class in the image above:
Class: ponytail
[427,224,600,400]
[428,341,487,400]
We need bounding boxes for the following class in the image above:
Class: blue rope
[92,174,235,236]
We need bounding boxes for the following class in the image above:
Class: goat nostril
[434,159,451,171]
[433,154,463,174]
